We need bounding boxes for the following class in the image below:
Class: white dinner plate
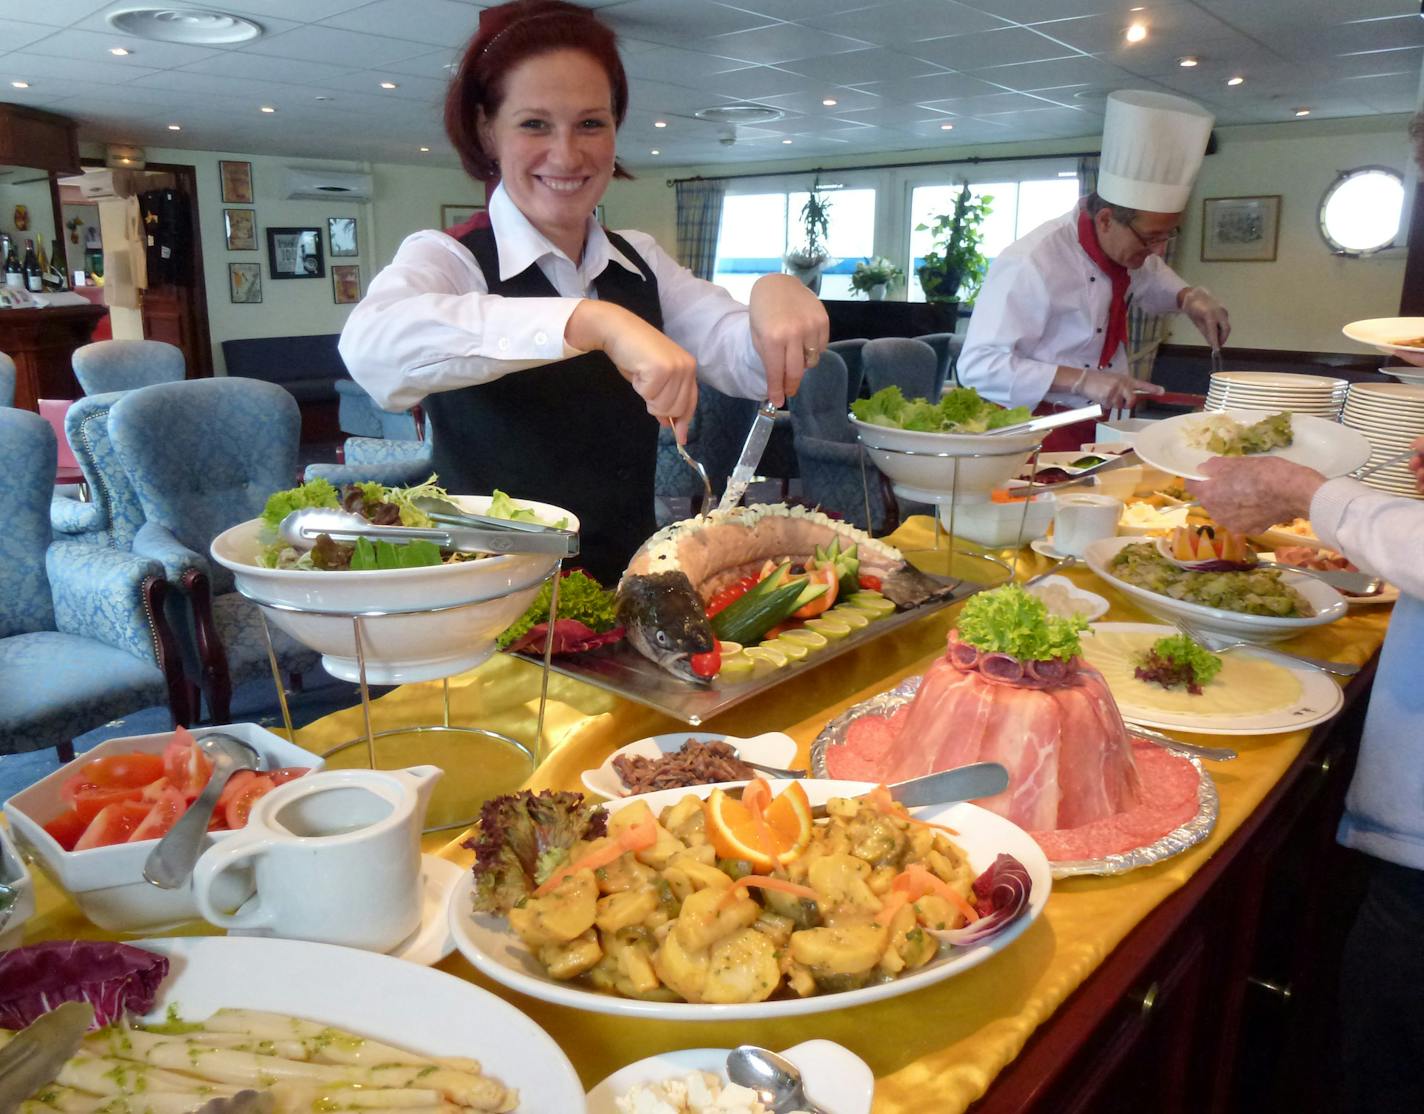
[1343,316,1424,354]
[581,730,798,799]
[135,936,586,1111]
[1080,622,1344,735]
[1083,535,1348,643]
[586,1040,873,1114]
[1133,408,1372,482]
[448,779,1052,1021]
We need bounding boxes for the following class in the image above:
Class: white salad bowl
[0,823,35,950]
[210,495,578,685]
[851,417,1042,505]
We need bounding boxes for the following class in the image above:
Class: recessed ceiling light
[1178,56,1198,68]
[108,8,263,45]
[939,122,954,130]
[167,123,181,130]
[1125,22,1148,43]
[260,105,276,113]
[10,81,29,89]
[650,148,660,155]
[654,119,668,128]
[694,103,786,126]
[315,95,332,101]
[782,138,793,144]
[110,47,131,56]
[1227,75,1244,86]
[379,81,398,90]
[419,146,430,152]
[821,97,837,106]
[1294,107,1311,116]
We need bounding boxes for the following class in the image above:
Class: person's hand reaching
[748,274,830,407]
[1180,286,1231,349]
[567,301,698,441]
[1186,456,1325,534]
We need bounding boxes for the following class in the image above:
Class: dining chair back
[50,391,147,547]
[862,337,938,401]
[789,350,854,444]
[0,351,14,406]
[915,332,963,396]
[0,408,58,639]
[72,339,185,396]
[827,338,868,407]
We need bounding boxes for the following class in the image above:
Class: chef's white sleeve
[956,255,1062,410]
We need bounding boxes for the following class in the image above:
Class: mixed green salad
[852,385,1031,434]
[1133,634,1223,694]
[1110,542,1311,618]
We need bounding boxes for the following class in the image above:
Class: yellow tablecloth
[22,518,1393,1112]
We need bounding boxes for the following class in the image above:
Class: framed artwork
[440,203,483,230]
[332,264,361,304]
[228,262,262,304]
[328,216,358,257]
[1201,195,1281,262]
[224,208,256,251]
[267,226,324,279]
[219,160,254,204]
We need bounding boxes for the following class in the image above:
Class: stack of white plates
[1342,381,1424,497]
[1205,371,1348,418]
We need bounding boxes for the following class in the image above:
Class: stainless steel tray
[514,577,982,725]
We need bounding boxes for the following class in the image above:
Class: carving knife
[0,1001,94,1110]
[717,401,780,513]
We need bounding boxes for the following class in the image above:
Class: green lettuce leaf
[348,537,444,570]
[260,477,340,533]
[497,570,617,649]
[955,584,1086,662]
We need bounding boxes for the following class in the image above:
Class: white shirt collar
[487,183,642,284]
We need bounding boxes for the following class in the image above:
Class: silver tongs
[278,507,579,557]
[985,403,1103,437]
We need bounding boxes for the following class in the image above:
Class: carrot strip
[875,890,913,926]
[892,864,981,924]
[535,814,659,896]
[718,874,818,909]
[867,784,959,835]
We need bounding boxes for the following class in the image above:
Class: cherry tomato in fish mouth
[689,645,722,678]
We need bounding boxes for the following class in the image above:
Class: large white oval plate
[1343,315,1424,354]
[1133,408,1371,482]
[580,730,799,799]
[586,1040,873,1114]
[1081,622,1344,735]
[1084,536,1347,644]
[135,936,586,1112]
[448,779,1051,1020]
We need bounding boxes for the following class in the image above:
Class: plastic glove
[1075,369,1164,411]
[1180,286,1231,348]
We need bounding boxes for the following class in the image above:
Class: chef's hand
[1065,368,1165,411]
[1186,456,1325,534]
[1179,286,1231,348]
[567,300,698,441]
[748,274,831,407]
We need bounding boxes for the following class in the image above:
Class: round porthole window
[1319,166,1405,255]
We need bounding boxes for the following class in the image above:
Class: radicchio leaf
[939,853,1033,947]
[509,619,625,655]
[0,940,169,1030]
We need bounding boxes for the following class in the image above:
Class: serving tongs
[985,403,1103,437]
[411,493,572,535]
[278,507,579,557]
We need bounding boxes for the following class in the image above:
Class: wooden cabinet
[970,660,1376,1114]
[0,304,107,409]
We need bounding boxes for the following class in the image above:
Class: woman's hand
[567,300,698,441]
[1186,456,1326,534]
[748,274,830,407]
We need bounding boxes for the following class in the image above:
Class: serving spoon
[144,734,262,890]
[726,1046,828,1114]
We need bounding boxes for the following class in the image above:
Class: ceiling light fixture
[419,146,430,152]
[650,148,660,155]
[1294,107,1311,116]
[1125,22,1148,43]
[939,122,954,130]
[167,123,181,130]
[107,8,263,45]
[110,47,131,56]
[315,95,332,101]
[260,105,276,113]
[653,119,667,128]
[10,81,29,89]
[694,103,786,126]
[821,97,837,106]
[1227,75,1244,86]
[782,138,793,144]
[1178,56,1198,68]
[379,81,398,89]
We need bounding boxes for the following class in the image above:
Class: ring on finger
[803,345,819,364]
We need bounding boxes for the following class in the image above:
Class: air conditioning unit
[75,168,142,200]
[282,168,373,202]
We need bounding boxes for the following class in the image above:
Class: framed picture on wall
[224,208,256,251]
[332,264,361,304]
[1201,195,1281,262]
[267,226,324,279]
[328,216,358,257]
[441,203,483,230]
[229,262,262,304]
[219,160,254,204]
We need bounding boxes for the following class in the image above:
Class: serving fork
[667,420,713,514]
[1171,618,1359,677]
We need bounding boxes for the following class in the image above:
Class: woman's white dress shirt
[339,184,766,412]
[956,207,1187,410]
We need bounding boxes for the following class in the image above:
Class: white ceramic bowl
[0,824,35,950]
[940,492,1055,547]
[1083,535,1347,643]
[3,723,324,933]
[581,730,798,799]
[586,1040,873,1114]
[851,417,1042,504]
[1024,574,1110,621]
[210,495,577,684]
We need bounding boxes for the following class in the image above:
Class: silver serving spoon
[726,1046,828,1114]
[143,733,262,890]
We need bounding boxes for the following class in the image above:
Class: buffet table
[20,516,1391,1113]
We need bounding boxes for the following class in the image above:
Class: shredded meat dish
[613,739,756,794]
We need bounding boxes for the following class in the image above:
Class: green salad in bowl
[1109,542,1312,618]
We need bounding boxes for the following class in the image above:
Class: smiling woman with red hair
[339,0,828,581]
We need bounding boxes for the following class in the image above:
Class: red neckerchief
[1076,207,1130,369]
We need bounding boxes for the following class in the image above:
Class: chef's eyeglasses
[1123,220,1180,250]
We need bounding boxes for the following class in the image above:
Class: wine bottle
[46,236,68,290]
[22,239,42,293]
[36,237,48,277]
[4,242,21,289]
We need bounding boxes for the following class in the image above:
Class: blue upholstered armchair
[0,408,188,760]
[827,338,867,408]
[334,379,421,440]
[304,414,434,488]
[51,391,149,545]
[72,340,185,395]
[862,337,938,401]
[788,351,895,533]
[655,384,758,515]
[0,352,14,407]
[108,378,320,723]
[914,332,963,397]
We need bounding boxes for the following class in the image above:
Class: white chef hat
[1098,90,1215,213]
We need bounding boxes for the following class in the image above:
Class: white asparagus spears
[151,1029,482,1081]
[58,1051,238,1099]
[190,1011,483,1073]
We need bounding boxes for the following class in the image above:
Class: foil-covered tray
[811,676,1219,878]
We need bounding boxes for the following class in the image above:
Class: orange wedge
[705,780,813,872]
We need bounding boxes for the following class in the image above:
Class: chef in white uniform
[958,90,1230,413]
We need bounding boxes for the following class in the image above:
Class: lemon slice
[843,595,896,617]
[743,644,788,669]
[769,637,809,661]
[805,616,852,639]
[830,605,870,628]
[719,653,756,678]
[718,641,743,656]
[780,628,829,650]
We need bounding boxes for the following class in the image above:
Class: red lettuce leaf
[0,940,169,1030]
[510,619,625,655]
[939,853,1033,947]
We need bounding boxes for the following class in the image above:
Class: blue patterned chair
[304,414,434,488]
[828,338,868,407]
[0,407,188,760]
[335,379,421,440]
[862,337,938,402]
[915,332,963,396]
[788,351,895,533]
[654,384,758,516]
[108,378,320,723]
[50,391,150,546]
[72,340,185,396]
[0,352,14,406]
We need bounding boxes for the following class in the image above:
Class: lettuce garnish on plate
[955,584,1087,663]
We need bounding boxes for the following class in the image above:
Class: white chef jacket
[957,207,1188,411]
[339,184,767,412]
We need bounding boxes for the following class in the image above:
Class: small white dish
[586,1039,873,1114]
[1029,536,1074,561]
[1024,575,1110,621]
[228,853,461,967]
[581,731,798,799]
[1134,408,1372,482]
[0,824,35,950]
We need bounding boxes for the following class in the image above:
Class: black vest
[425,223,662,584]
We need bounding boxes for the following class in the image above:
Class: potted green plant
[783,176,833,292]
[849,256,904,300]
[916,182,992,305]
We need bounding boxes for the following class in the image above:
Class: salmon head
[616,571,716,684]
